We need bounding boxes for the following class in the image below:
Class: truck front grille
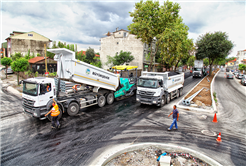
[23,98,35,110]
[139,91,155,96]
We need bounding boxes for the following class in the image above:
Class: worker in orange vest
[46,85,50,92]
[72,84,80,93]
[45,100,60,129]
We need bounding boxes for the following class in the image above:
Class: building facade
[236,49,246,67]
[100,28,158,71]
[5,31,51,57]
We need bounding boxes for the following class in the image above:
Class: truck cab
[136,75,165,106]
[22,77,56,119]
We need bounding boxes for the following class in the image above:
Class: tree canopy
[11,58,29,85]
[128,0,192,71]
[1,57,12,78]
[85,47,96,63]
[195,31,233,75]
[106,50,134,67]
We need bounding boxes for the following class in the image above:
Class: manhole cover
[201,130,217,136]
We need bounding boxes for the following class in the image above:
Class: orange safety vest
[47,86,50,92]
[51,104,60,117]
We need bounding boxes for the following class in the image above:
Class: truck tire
[176,89,180,98]
[179,88,183,96]
[166,94,171,104]
[67,102,79,116]
[98,95,106,107]
[106,93,114,105]
[160,96,165,107]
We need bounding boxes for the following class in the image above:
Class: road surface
[1,72,245,165]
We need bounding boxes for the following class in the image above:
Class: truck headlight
[153,101,157,104]
[33,112,37,116]
[136,98,139,101]
[136,90,139,94]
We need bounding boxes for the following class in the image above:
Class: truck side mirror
[19,80,23,85]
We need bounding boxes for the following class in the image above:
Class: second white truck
[136,71,184,107]
[193,60,205,78]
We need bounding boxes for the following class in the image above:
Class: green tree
[187,56,195,68]
[158,16,193,71]
[1,57,12,78]
[11,58,29,85]
[203,58,209,67]
[239,64,246,73]
[90,57,102,68]
[85,47,96,63]
[128,0,181,71]
[106,50,134,67]
[195,31,233,75]
[76,51,86,61]
[11,52,23,61]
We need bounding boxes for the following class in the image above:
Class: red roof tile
[242,59,246,62]
[29,57,45,63]
[77,51,100,57]
[228,58,237,63]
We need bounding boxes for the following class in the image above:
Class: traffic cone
[216,132,222,142]
[212,113,218,123]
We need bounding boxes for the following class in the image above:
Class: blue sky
[1,0,245,57]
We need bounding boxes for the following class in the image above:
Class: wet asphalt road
[1,71,245,166]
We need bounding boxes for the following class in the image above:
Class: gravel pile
[105,146,210,166]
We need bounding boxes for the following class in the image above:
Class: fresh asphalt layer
[1,71,245,166]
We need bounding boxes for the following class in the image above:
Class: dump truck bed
[48,48,119,91]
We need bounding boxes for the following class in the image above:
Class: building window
[116,52,118,55]
[124,32,127,37]
[28,34,33,36]
[116,42,119,45]
[119,32,121,34]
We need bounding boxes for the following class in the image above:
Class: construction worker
[46,85,50,92]
[167,105,179,131]
[72,84,80,93]
[45,100,60,129]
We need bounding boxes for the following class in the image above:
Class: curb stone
[176,69,220,113]
[89,143,222,166]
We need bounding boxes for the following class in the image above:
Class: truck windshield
[23,82,38,96]
[194,68,201,71]
[138,78,158,88]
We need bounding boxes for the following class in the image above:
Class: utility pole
[44,44,48,77]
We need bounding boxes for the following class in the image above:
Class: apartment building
[236,49,246,67]
[5,31,51,57]
[100,28,158,71]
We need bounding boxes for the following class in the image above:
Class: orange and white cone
[216,132,222,142]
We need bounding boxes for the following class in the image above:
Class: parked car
[237,73,244,79]
[233,71,239,75]
[4,67,14,74]
[241,76,246,86]
[227,73,234,79]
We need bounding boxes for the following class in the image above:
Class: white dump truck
[21,48,136,120]
[193,60,205,78]
[136,71,184,107]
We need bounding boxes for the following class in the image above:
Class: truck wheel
[166,94,171,104]
[67,102,79,116]
[176,89,180,98]
[98,95,106,107]
[106,93,114,105]
[179,88,183,96]
[160,96,165,107]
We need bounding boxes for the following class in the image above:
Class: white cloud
[1,0,245,57]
